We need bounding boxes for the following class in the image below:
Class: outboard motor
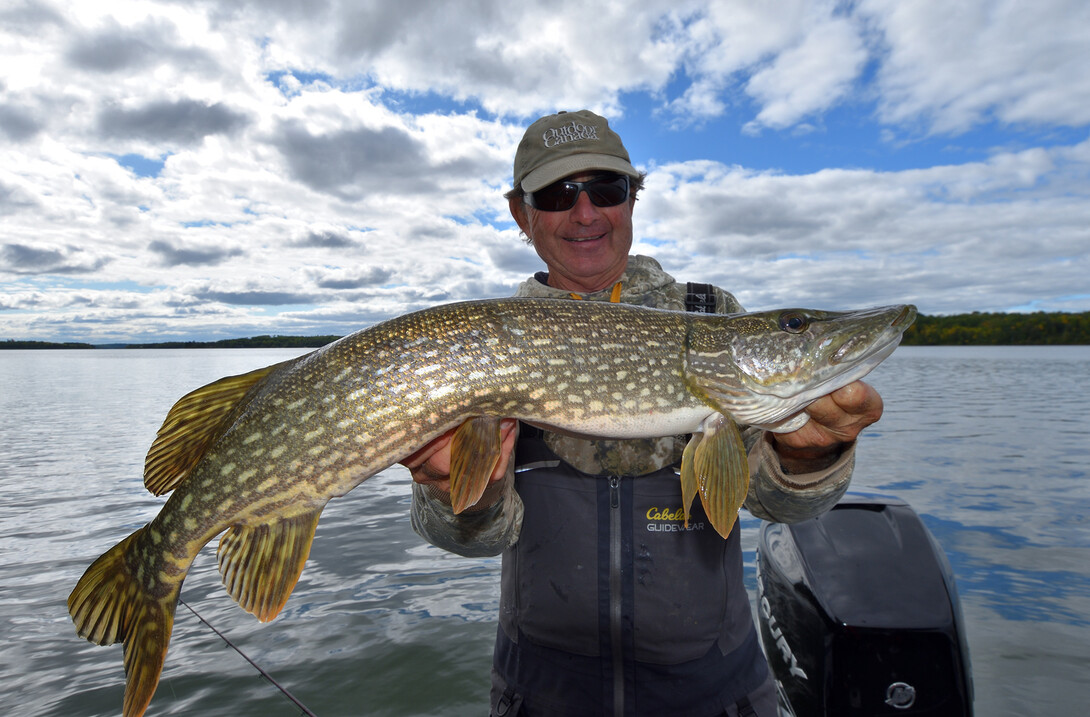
[756,494,973,716]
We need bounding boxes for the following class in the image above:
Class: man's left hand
[768,380,884,473]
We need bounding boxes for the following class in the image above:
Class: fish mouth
[892,304,917,328]
[831,305,916,366]
[831,327,899,366]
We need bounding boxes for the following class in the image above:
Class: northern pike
[68,297,915,716]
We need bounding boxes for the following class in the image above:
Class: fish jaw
[684,305,916,430]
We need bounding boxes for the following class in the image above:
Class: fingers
[404,418,518,489]
[829,381,883,421]
[493,418,518,479]
[403,429,455,473]
[805,381,884,439]
[770,381,884,466]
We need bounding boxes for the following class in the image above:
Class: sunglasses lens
[526,174,629,211]
[529,182,580,211]
[586,176,629,207]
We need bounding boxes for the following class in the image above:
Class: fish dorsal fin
[217,506,324,623]
[680,413,750,538]
[143,358,298,496]
[449,416,503,513]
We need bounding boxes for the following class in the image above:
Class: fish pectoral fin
[679,433,701,528]
[68,526,178,717]
[690,414,750,539]
[143,357,301,496]
[448,416,503,514]
[217,506,324,623]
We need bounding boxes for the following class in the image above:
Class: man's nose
[568,190,601,222]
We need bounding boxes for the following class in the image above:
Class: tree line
[1,335,337,350]
[5,313,1090,349]
[901,311,1090,345]
[123,335,342,349]
[2,339,96,349]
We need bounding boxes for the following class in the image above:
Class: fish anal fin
[217,506,324,623]
[692,414,750,539]
[68,527,179,717]
[448,416,502,514]
[144,358,299,496]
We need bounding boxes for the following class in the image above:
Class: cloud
[294,230,357,248]
[485,241,542,276]
[0,1,1088,343]
[273,120,434,197]
[860,0,1090,134]
[96,100,249,145]
[637,141,1090,313]
[64,17,217,75]
[0,0,65,34]
[148,240,244,267]
[0,180,39,213]
[0,243,110,275]
[226,0,679,117]
[192,288,320,306]
[743,16,867,132]
[0,103,42,141]
[312,266,393,290]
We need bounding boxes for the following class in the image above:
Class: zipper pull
[609,475,620,508]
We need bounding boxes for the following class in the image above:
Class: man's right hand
[402,418,519,493]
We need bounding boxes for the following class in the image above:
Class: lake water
[1,345,1088,716]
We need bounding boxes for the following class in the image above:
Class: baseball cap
[513,110,639,193]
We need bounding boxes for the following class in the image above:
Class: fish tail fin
[68,527,180,717]
[120,599,175,717]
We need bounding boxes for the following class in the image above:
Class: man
[403,110,883,716]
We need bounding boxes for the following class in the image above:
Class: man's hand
[769,381,883,473]
[402,418,519,493]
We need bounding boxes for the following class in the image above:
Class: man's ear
[509,196,532,238]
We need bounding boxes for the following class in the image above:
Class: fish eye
[778,311,809,333]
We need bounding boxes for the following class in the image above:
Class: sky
[1,0,1089,344]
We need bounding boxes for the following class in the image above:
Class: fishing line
[179,598,317,716]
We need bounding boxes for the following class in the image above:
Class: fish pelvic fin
[682,414,750,539]
[217,506,324,622]
[448,416,503,514]
[144,358,300,496]
[67,527,179,717]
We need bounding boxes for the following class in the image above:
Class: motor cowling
[756,494,973,716]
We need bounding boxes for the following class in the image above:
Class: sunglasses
[524,174,630,212]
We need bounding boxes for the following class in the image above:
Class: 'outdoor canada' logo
[542,120,599,148]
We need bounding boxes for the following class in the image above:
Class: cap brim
[521,154,639,193]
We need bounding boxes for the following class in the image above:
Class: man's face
[510,172,634,294]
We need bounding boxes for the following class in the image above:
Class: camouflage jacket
[411,255,855,556]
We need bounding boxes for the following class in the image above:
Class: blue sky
[1,0,1089,343]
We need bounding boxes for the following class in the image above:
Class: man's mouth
[564,233,605,243]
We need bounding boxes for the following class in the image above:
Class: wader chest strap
[685,282,717,313]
